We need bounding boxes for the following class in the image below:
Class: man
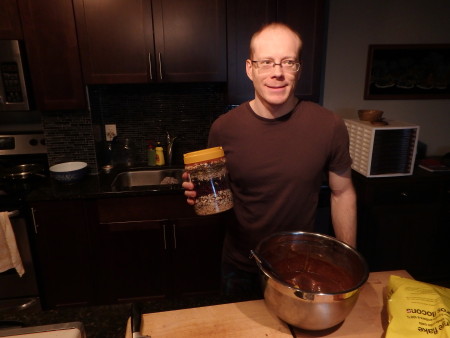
[183,23,356,297]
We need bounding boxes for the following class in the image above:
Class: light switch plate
[105,124,117,141]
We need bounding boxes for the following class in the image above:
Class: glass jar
[183,147,233,215]
[111,138,136,167]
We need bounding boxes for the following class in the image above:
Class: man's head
[249,23,302,60]
[246,23,303,115]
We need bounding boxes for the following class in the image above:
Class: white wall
[323,0,450,156]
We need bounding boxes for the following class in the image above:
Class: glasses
[251,59,301,73]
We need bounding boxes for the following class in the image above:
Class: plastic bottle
[183,146,233,215]
[155,146,165,166]
[147,144,156,166]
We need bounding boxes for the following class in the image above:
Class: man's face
[246,27,302,108]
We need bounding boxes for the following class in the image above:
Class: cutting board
[125,270,413,338]
[124,299,292,337]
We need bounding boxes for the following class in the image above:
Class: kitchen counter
[124,270,412,337]
[25,165,186,202]
[24,164,334,204]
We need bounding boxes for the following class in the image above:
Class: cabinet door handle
[158,52,163,80]
[172,223,177,249]
[84,86,91,112]
[162,223,167,250]
[148,53,153,80]
[31,207,38,233]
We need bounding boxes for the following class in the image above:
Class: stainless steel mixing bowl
[253,231,369,331]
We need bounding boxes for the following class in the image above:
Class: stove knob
[29,138,38,146]
[40,138,46,146]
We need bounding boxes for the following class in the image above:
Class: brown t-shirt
[208,100,352,272]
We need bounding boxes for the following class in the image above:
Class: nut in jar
[183,147,233,215]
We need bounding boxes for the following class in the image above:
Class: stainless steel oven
[0,128,47,311]
[0,210,39,309]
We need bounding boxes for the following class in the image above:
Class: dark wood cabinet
[93,217,169,303]
[90,194,226,304]
[279,0,326,101]
[0,0,23,39]
[30,194,226,308]
[226,0,276,105]
[353,170,450,283]
[226,0,326,104]
[73,0,227,84]
[169,215,225,296]
[17,0,87,110]
[29,200,94,309]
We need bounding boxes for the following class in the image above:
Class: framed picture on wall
[364,44,450,100]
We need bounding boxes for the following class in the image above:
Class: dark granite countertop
[25,165,186,203]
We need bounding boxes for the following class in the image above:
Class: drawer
[96,194,196,223]
[364,182,441,205]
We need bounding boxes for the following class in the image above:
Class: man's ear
[245,59,254,81]
[295,68,302,82]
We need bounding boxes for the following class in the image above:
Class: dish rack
[344,119,420,177]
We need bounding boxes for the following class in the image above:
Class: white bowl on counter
[49,161,88,183]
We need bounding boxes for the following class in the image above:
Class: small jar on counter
[183,146,233,216]
[111,138,136,167]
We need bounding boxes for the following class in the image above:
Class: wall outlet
[105,124,117,141]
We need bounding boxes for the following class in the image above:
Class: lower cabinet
[353,170,450,283]
[90,195,226,303]
[93,218,169,303]
[91,202,226,303]
[29,200,94,309]
[29,193,226,308]
[169,216,225,296]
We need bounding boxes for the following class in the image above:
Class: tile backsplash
[42,82,229,173]
[42,109,97,170]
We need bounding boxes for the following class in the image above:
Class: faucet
[166,131,177,166]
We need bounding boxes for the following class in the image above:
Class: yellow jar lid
[183,146,224,164]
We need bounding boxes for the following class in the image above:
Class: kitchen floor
[0,293,254,337]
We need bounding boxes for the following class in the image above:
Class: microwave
[345,119,420,177]
[0,40,30,111]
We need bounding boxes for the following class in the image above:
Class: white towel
[0,211,25,277]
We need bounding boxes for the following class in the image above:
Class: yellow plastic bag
[386,275,450,337]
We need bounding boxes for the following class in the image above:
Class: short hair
[249,22,303,59]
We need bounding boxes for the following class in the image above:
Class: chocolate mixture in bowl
[271,254,355,293]
[254,231,369,331]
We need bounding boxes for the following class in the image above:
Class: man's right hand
[182,172,196,206]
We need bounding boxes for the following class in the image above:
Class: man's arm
[328,167,357,248]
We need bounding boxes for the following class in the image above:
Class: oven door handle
[30,207,38,233]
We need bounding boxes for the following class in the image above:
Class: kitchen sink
[111,169,184,191]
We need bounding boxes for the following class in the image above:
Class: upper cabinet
[17,0,87,110]
[227,0,326,104]
[0,0,23,39]
[73,0,227,84]
[10,0,324,109]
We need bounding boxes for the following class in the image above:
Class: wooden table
[125,270,412,337]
